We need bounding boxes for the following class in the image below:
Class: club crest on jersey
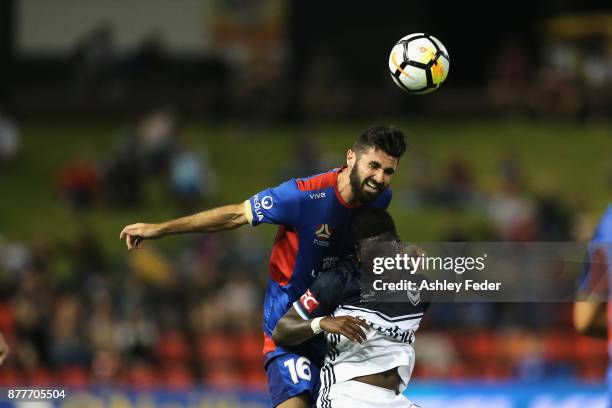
[313,224,332,247]
[407,287,421,306]
[300,289,320,313]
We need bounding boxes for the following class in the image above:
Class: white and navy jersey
[292,256,428,400]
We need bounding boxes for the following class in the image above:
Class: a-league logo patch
[313,224,332,247]
[300,289,320,313]
[315,224,332,240]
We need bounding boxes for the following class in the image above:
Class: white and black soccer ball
[388,33,450,94]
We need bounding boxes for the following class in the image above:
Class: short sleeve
[292,269,346,320]
[247,180,300,227]
[579,246,609,296]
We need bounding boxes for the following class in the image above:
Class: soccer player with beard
[119,125,407,408]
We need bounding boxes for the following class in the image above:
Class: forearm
[158,202,249,235]
[272,317,317,346]
[273,312,369,346]
[574,301,607,338]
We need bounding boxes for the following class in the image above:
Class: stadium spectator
[103,107,183,208]
[0,332,9,364]
[487,160,536,241]
[529,65,584,119]
[103,131,144,208]
[49,295,91,367]
[485,40,531,115]
[301,53,350,119]
[71,23,118,98]
[56,154,101,211]
[0,111,19,165]
[402,148,437,208]
[124,31,167,92]
[170,143,218,210]
[279,133,331,181]
[438,156,478,207]
[136,107,178,176]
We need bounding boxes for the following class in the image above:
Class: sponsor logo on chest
[309,192,326,200]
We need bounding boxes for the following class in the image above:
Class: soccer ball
[388,33,450,94]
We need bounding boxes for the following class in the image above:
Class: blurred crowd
[0,226,269,390]
[56,107,217,213]
[486,34,612,120]
[0,111,20,166]
[8,18,612,122]
[402,146,607,381]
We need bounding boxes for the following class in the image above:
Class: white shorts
[317,379,421,408]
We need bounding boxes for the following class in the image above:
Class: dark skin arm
[272,306,370,346]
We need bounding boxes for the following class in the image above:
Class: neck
[336,167,356,205]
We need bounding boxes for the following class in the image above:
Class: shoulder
[294,168,338,192]
[593,205,612,242]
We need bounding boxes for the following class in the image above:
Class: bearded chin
[349,167,378,204]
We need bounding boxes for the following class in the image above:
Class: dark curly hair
[351,208,398,244]
[353,125,407,159]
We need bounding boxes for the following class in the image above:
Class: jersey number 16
[283,357,312,384]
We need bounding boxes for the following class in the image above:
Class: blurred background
[1,0,612,407]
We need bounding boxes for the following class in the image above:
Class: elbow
[574,316,590,335]
[573,302,599,336]
[272,320,291,346]
[573,307,589,335]
[574,314,596,336]
[271,326,284,346]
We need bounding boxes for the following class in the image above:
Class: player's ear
[347,149,356,168]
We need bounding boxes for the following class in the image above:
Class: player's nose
[372,170,385,184]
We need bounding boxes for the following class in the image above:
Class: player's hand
[0,332,9,364]
[119,223,161,250]
[320,316,370,343]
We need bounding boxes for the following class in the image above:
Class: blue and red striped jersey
[247,167,392,360]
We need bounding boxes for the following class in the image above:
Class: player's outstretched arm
[574,246,609,338]
[574,301,607,338]
[119,202,250,250]
[273,306,369,346]
[0,332,9,364]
